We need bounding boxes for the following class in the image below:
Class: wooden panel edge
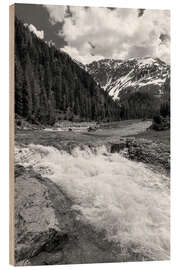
[9,4,15,266]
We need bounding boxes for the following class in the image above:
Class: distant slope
[15,17,121,125]
[86,57,170,101]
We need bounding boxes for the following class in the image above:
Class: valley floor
[15,119,151,145]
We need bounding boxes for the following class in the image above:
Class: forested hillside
[15,17,121,125]
[119,77,170,120]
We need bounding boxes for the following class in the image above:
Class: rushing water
[15,144,170,261]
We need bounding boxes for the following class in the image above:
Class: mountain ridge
[86,57,170,101]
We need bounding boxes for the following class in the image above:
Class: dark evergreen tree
[15,58,24,116]
[160,77,170,117]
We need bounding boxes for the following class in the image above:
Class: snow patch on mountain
[86,57,170,100]
[137,57,155,67]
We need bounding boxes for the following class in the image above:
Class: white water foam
[15,144,170,260]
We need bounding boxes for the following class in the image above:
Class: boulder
[14,166,71,264]
[110,139,127,153]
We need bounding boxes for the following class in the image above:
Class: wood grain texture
[9,4,15,266]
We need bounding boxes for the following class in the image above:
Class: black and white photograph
[10,2,170,266]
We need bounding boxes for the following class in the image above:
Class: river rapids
[15,143,170,261]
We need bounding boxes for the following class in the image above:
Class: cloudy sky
[15,4,170,64]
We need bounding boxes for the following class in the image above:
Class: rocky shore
[109,137,170,175]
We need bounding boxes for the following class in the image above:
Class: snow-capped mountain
[86,57,170,100]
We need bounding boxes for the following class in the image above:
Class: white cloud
[25,24,44,40]
[45,6,170,64]
[44,5,66,24]
[61,45,104,64]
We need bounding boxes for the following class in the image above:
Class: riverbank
[15,120,170,175]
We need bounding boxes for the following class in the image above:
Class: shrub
[153,114,162,125]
